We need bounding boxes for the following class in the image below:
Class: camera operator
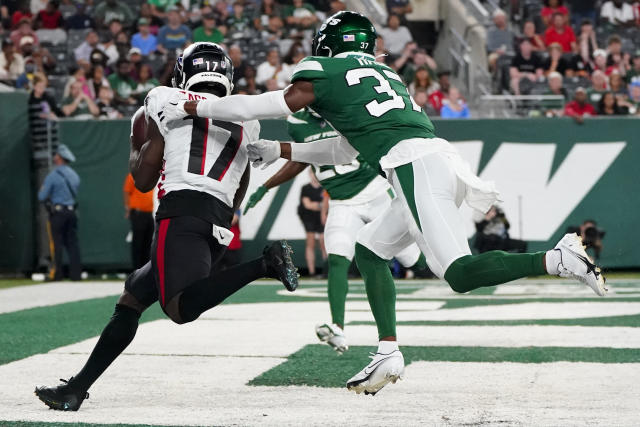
[474,206,527,254]
[566,219,605,260]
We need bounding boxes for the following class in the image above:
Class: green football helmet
[311,11,377,57]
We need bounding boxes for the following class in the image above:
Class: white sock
[378,340,399,354]
[545,249,562,275]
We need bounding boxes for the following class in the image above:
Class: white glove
[247,139,281,170]
[160,92,189,131]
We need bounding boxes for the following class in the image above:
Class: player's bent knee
[163,295,193,325]
[444,255,473,294]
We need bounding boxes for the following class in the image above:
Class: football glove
[161,92,189,130]
[244,185,269,214]
[247,139,281,170]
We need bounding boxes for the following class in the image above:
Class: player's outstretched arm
[244,161,308,214]
[166,81,316,123]
[248,135,358,167]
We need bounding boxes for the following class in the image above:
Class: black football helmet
[172,42,234,96]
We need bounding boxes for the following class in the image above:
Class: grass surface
[250,344,640,388]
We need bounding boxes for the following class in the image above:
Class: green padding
[0,92,33,272]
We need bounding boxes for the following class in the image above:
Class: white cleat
[346,349,405,396]
[553,233,607,296]
[315,323,348,354]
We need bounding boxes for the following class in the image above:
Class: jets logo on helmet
[312,11,377,57]
[173,42,234,96]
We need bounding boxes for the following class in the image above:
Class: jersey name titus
[145,86,260,207]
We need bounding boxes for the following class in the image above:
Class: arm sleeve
[196,90,293,121]
[38,174,53,201]
[289,135,358,165]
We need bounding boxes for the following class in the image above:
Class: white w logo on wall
[241,141,625,242]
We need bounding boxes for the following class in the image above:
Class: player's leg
[315,203,365,353]
[392,153,605,295]
[394,244,428,272]
[157,216,297,324]
[35,262,158,411]
[347,199,414,394]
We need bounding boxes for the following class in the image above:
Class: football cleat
[316,323,348,354]
[346,349,404,396]
[34,377,89,411]
[553,233,607,296]
[264,240,299,291]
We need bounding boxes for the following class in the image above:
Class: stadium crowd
[489,0,640,117]
[0,0,467,122]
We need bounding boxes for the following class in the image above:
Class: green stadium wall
[0,112,637,272]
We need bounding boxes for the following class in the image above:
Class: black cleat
[264,240,299,291]
[34,377,89,411]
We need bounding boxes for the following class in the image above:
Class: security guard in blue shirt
[38,145,82,281]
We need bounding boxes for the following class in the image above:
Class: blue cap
[56,144,76,162]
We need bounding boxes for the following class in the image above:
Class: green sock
[409,253,428,272]
[444,250,547,293]
[327,254,351,327]
[355,243,396,339]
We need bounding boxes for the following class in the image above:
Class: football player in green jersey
[162,11,606,395]
[243,107,427,354]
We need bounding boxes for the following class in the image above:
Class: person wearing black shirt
[510,39,543,94]
[28,72,64,160]
[297,169,326,276]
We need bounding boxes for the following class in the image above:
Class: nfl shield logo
[343,35,355,42]
[193,58,204,65]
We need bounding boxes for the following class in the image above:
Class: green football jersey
[291,53,436,167]
[287,109,380,200]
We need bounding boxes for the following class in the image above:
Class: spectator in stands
[609,70,628,101]
[74,30,99,67]
[587,69,609,106]
[97,32,119,67]
[235,64,259,94]
[34,0,66,44]
[592,48,608,74]
[510,38,544,94]
[408,66,438,97]
[229,44,248,87]
[10,2,32,29]
[108,57,137,106]
[626,50,640,84]
[578,19,598,64]
[486,9,514,72]
[379,14,413,58]
[282,41,305,75]
[226,2,252,38]
[253,0,284,32]
[28,73,63,155]
[131,18,157,56]
[148,0,179,20]
[544,42,574,76]
[213,0,230,25]
[544,12,577,53]
[133,63,158,103]
[0,38,25,81]
[564,87,596,123]
[522,20,546,51]
[542,71,568,116]
[20,37,55,73]
[597,90,628,115]
[62,80,100,118]
[386,0,412,20]
[624,81,640,113]
[65,1,93,30]
[605,35,629,75]
[262,15,285,43]
[93,0,134,29]
[568,0,598,30]
[137,3,162,35]
[395,43,438,82]
[429,70,450,113]
[62,65,90,98]
[10,17,38,46]
[96,85,122,118]
[600,0,634,28]
[256,48,289,90]
[58,0,76,20]
[88,64,109,99]
[156,6,191,55]
[541,0,569,27]
[440,86,470,119]
[284,0,318,31]
[193,12,224,43]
